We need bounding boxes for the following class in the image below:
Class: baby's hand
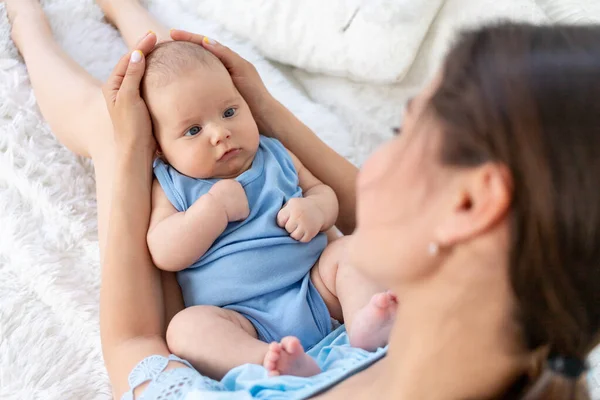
[208,180,250,222]
[277,198,324,243]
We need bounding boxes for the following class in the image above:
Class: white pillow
[535,0,600,23]
[178,0,445,84]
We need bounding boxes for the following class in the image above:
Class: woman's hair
[429,22,600,399]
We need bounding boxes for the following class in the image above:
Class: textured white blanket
[0,0,599,398]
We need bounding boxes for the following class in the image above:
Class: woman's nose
[209,126,231,146]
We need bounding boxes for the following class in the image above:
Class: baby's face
[146,64,260,179]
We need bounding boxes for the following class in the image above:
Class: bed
[0,0,598,398]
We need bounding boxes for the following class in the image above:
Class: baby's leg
[96,0,171,48]
[312,236,397,351]
[264,237,394,377]
[262,236,344,378]
[167,305,268,380]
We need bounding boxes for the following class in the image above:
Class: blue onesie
[153,136,331,350]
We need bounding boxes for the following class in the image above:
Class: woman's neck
[378,246,528,399]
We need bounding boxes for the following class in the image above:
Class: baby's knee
[166,305,219,353]
[166,309,189,354]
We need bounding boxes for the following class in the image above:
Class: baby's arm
[291,151,339,229]
[147,179,249,271]
[277,151,339,242]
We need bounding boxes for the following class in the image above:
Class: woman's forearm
[100,147,166,355]
[265,99,357,234]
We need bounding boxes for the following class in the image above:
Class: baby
[144,41,395,379]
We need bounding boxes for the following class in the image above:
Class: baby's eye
[185,126,202,137]
[223,108,236,118]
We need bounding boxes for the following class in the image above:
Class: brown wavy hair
[429,22,600,399]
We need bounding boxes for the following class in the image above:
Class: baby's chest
[245,177,301,212]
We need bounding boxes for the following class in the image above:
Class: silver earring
[428,242,439,256]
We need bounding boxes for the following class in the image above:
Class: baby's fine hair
[141,41,221,95]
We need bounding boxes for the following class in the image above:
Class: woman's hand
[103,31,158,154]
[170,29,275,133]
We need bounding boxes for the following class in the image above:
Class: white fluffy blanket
[0,0,598,398]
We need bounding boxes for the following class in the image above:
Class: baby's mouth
[218,148,241,162]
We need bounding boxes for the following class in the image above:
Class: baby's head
[142,41,260,179]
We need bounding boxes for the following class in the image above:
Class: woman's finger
[102,32,157,106]
[170,29,242,72]
[136,31,158,52]
[169,29,206,45]
[119,50,146,97]
[103,52,131,107]
[120,32,158,97]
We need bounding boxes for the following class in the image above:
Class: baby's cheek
[180,150,209,178]
[247,129,260,151]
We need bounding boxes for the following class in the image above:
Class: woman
[6,0,599,398]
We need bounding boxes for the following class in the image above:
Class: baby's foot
[349,291,398,351]
[263,336,321,377]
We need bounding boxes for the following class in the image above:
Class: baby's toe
[281,336,302,354]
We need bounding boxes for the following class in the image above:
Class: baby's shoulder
[259,136,297,171]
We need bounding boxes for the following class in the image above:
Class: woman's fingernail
[203,36,216,45]
[130,50,143,63]
[147,30,155,36]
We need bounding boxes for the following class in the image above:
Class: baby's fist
[209,180,249,222]
[277,198,324,242]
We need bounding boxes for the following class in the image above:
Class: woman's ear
[434,163,512,247]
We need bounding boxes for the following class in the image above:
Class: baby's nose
[210,126,231,145]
